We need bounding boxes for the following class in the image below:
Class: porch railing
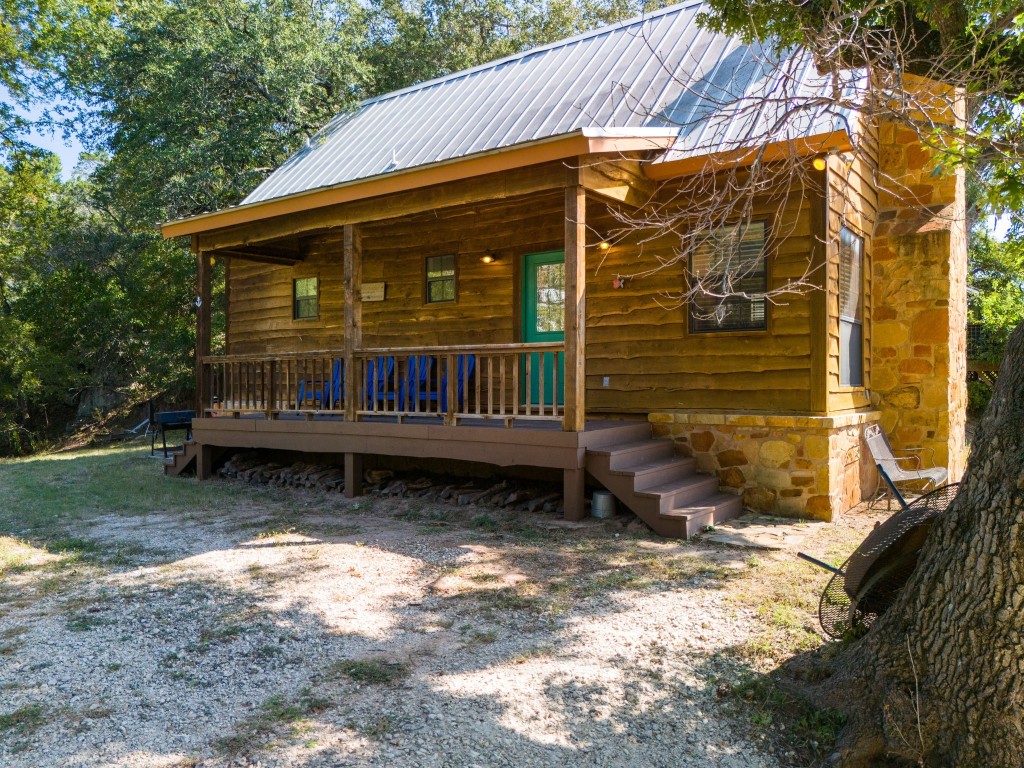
[200,342,565,427]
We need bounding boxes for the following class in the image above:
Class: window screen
[293,277,318,320]
[689,221,768,332]
[839,227,864,387]
[426,254,456,303]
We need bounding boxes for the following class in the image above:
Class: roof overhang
[645,130,853,179]
[161,128,679,239]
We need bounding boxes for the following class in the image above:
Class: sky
[2,85,85,179]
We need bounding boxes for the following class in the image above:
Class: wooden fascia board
[643,131,854,180]
[163,134,678,242]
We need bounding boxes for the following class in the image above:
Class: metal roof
[243,1,855,206]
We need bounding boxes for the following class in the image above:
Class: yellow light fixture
[812,156,827,171]
[598,240,611,251]
[480,253,498,264]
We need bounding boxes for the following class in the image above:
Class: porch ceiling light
[812,156,827,171]
[480,253,498,264]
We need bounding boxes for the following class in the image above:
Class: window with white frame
[839,227,864,387]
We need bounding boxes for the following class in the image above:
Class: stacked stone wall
[649,411,879,521]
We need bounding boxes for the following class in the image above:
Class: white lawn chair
[864,424,948,507]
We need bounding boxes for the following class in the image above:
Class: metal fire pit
[808,482,960,639]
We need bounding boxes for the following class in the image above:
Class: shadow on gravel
[0,443,767,768]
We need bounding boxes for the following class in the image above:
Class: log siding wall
[584,192,816,413]
[825,118,879,412]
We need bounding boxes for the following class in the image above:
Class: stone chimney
[870,76,968,481]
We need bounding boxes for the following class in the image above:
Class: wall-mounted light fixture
[480,253,499,264]
[598,240,611,251]
[812,156,827,171]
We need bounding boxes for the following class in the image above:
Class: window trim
[687,220,770,335]
[293,275,320,321]
[424,253,458,305]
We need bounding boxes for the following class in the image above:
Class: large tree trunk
[804,321,1024,767]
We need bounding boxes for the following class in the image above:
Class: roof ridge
[356,1,703,110]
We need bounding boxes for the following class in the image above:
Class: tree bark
[802,321,1024,767]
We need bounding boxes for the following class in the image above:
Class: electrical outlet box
[602,376,610,387]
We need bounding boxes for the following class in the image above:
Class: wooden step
[164,442,198,477]
[581,422,653,450]
[660,493,744,538]
[585,428,746,540]
[612,456,696,490]
[635,474,720,512]
[589,438,676,470]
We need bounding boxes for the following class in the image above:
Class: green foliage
[969,229,1024,362]
[326,657,410,684]
[361,0,657,95]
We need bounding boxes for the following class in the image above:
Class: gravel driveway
[0,468,863,768]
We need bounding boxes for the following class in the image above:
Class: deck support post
[562,466,586,521]
[344,452,363,498]
[343,224,362,421]
[195,236,212,415]
[197,444,214,481]
[563,174,586,432]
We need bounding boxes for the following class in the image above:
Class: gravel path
[0,484,855,768]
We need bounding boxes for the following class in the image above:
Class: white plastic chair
[864,424,948,507]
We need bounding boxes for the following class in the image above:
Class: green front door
[522,250,565,408]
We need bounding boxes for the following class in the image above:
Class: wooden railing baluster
[201,342,564,426]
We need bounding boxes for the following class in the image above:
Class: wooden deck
[191,414,649,469]
[181,415,652,521]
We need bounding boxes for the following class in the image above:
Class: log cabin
[161,2,967,538]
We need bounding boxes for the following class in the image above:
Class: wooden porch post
[564,173,586,432]
[194,236,212,414]
[343,224,362,422]
[343,225,364,499]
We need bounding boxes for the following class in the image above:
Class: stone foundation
[649,410,880,521]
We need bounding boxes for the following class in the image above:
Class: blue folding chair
[297,359,342,409]
[440,354,476,411]
[393,355,433,412]
[364,356,395,410]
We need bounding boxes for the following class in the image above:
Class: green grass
[716,669,845,764]
[0,442,317,544]
[0,704,49,736]
[216,690,331,755]
[470,513,498,531]
[326,658,409,685]
[362,715,396,739]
